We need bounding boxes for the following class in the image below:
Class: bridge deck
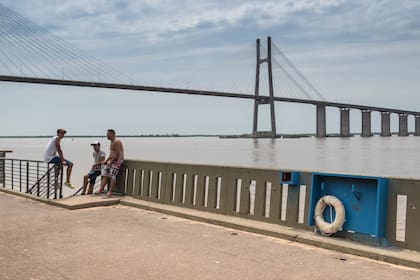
[1,75,419,115]
[0,191,419,279]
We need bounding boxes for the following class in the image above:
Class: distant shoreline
[0,134,314,139]
[0,134,221,138]
[0,132,416,139]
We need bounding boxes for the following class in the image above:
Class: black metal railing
[71,175,116,196]
[0,156,5,188]
[72,180,102,196]
[1,158,63,199]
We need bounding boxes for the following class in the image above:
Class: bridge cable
[271,57,313,100]
[272,43,326,101]
[275,66,305,99]
[0,8,124,83]
[0,53,12,73]
[0,3,130,83]
[0,17,59,78]
[0,46,21,74]
[0,36,39,76]
[0,7,112,81]
[0,12,110,81]
[260,43,300,99]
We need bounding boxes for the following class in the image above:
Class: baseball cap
[90,141,100,146]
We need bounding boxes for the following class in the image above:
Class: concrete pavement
[0,191,419,280]
[120,197,420,269]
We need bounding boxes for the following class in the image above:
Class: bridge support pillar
[252,37,276,138]
[361,110,372,137]
[316,104,326,138]
[398,114,409,136]
[415,115,420,136]
[380,112,391,137]
[340,108,350,137]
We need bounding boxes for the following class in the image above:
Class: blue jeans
[48,156,72,166]
[87,169,101,184]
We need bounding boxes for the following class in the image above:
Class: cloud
[0,1,348,42]
[2,0,420,55]
[0,0,419,135]
[1,1,419,98]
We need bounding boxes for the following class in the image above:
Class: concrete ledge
[57,195,121,210]
[0,188,120,210]
[0,188,68,208]
[120,197,420,269]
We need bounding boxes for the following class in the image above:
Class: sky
[0,0,420,136]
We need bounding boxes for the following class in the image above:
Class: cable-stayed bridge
[0,3,419,138]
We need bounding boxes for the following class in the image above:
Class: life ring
[314,195,345,236]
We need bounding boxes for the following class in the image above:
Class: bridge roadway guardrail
[116,159,420,252]
[1,75,419,115]
[2,75,419,138]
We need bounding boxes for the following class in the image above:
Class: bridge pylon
[252,37,277,138]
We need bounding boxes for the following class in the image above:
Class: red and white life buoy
[314,195,346,236]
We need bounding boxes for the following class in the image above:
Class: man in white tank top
[43,128,74,189]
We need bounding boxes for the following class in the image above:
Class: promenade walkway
[0,191,419,280]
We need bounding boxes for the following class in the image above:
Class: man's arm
[103,146,115,166]
[55,138,65,164]
[117,141,124,160]
[102,155,112,166]
[93,155,106,168]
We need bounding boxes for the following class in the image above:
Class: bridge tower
[253,37,277,138]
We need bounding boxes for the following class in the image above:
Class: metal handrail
[1,158,63,199]
[72,180,102,196]
[28,164,63,199]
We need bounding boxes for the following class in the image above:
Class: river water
[1,136,419,194]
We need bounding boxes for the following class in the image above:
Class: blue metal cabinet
[308,173,388,240]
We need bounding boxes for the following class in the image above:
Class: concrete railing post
[381,112,391,137]
[415,115,420,136]
[361,110,372,137]
[0,152,5,187]
[115,166,127,195]
[0,151,12,187]
[316,104,326,138]
[340,108,350,137]
[398,114,409,136]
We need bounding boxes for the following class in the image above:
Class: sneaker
[64,182,75,189]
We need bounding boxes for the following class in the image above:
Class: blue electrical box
[308,173,388,241]
[280,171,300,185]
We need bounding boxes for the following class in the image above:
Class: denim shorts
[88,169,101,184]
[48,156,72,166]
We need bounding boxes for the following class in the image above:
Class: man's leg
[106,178,117,197]
[66,162,73,183]
[81,174,88,195]
[87,182,95,194]
[105,161,123,197]
[85,170,99,194]
[95,176,108,194]
[54,165,61,196]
